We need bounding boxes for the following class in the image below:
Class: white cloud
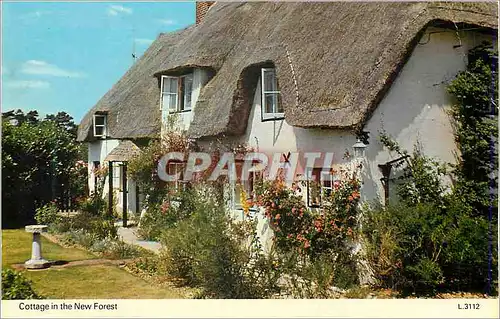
[135,38,154,45]
[158,19,176,25]
[20,60,85,78]
[107,5,132,16]
[5,80,50,89]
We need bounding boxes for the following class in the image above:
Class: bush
[2,269,43,300]
[137,186,197,241]
[34,202,60,225]
[364,133,498,295]
[69,212,117,240]
[277,249,358,298]
[159,191,280,298]
[99,241,144,260]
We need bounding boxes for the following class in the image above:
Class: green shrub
[159,192,280,298]
[34,202,60,226]
[137,186,198,241]
[2,269,43,300]
[78,191,107,217]
[364,133,498,295]
[69,212,117,240]
[100,241,144,260]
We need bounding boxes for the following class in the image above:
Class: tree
[2,110,87,227]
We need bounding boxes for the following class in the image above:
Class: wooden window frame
[261,68,283,121]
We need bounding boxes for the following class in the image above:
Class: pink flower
[304,240,310,249]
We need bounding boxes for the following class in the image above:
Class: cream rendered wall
[219,27,493,251]
[227,77,358,253]
[87,138,138,218]
[87,138,119,193]
[362,27,493,205]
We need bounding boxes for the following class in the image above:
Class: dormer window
[261,68,283,121]
[93,114,107,138]
[161,74,193,119]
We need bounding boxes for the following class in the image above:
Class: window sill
[261,116,285,122]
[233,206,259,212]
[168,110,192,114]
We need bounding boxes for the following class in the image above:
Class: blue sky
[1,1,195,123]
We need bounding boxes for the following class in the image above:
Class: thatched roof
[104,140,142,162]
[77,2,497,142]
[77,27,192,142]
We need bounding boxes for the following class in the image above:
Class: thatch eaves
[78,2,497,142]
[104,140,142,162]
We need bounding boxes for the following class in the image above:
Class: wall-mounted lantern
[352,138,367,159]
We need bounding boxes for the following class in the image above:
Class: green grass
[2,229,190,299]
[22,265,186,299]
[2,229,95,267]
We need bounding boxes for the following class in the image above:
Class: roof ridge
[427,5,498,17]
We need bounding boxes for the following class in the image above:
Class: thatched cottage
[77,2,497,231]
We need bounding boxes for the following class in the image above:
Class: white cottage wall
[363,27,494,205]
[87,138,138,218]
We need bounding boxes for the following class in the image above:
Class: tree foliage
[2,110,87,227]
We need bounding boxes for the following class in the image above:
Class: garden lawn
[22,264,186,299]
[2,229,190,299]
[2,229,95,267]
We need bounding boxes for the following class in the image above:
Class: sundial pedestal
[24,225,50,269]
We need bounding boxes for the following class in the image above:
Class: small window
[261,68,283,121]
[166,161,188,191]
[93,114,107,137]
[161,74,193,119]
[232,161,263,210]
[306,168,339,207]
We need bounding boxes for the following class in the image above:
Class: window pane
[162,77,178,94]
[163,93,177,112]
[183,74,193,110]
[264,93,277,114]
[309,181,321,206]
[95,116,105,126]
[263,69,278,92]
[95,126,105,136]
[234,183,243,206]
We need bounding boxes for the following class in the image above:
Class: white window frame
[306,167,339,207]
[160,74,194,117]
[261,68,283,120]
[93,114,107,138]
